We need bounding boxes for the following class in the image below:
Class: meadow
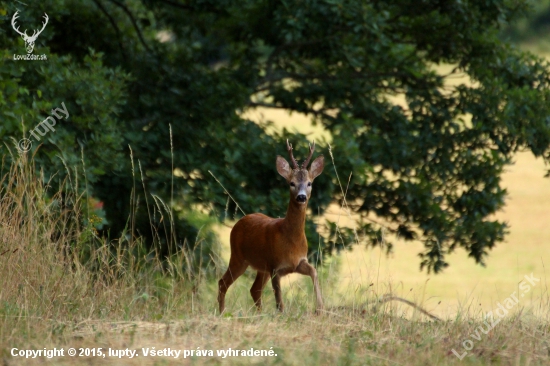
[1,107,549,365]
[241,107,550,320]
[2,0,550,364]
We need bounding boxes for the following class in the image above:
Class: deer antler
[11,11,27,37]
[301,140,315,169]
[286,139,299,170]
[32,13,49,39]
[11,11,48,40]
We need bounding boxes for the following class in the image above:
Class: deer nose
[296,194,307,202]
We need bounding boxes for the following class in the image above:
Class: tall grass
[0,152,202,345]
[0,152,549,365]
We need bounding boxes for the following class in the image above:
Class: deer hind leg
[295,259,324,313]
[250,271,270,311]
[271,272,284,312]
[218,258,248,314]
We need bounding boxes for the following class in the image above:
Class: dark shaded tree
[2,0,550,273]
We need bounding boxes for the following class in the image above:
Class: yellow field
[238,107,550,319]
[3,75,549,366]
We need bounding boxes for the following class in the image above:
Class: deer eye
[290,182,295,187]
[308,182,312,187]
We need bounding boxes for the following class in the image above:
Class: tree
[2,0,550,273]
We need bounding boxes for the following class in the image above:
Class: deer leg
[250,271,270,311]
[271,272,284,312]
[295,260,324,313]
[218,258,248,314]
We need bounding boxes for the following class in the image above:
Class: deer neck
[282,197,307,238]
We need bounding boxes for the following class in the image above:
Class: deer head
[11,11,49,54]
[276,140,324,205]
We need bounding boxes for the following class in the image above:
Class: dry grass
[242,71,550,319]
[1,109,550,365]
[0,56,550,365]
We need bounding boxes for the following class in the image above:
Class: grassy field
[1,92,550,365]
[242,69,550,320]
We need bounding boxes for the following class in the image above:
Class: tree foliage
[2,0,550,273]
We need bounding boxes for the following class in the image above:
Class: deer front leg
[296,259,324,314]
[250,271,270,311]
[271,272,284,312]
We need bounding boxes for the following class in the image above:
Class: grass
[1,138,550,365]
[242,66,550,320]
[3,60,550,362]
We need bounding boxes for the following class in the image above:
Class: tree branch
[91,0,127,58]
[154,0,194,11]
[155,0,228,14]
[107,0,153,54]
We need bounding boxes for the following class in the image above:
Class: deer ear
[309,155,324,180]
[276,156,291,180]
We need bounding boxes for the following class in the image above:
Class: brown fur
[217,144,325,314]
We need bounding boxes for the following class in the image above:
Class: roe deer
[218,140,325,314]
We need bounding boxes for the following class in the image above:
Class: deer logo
[11,11,49,54]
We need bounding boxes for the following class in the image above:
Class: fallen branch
[371,294,441,321]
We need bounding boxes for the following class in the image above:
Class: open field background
[2,112,549,365]
[2,24,550,366]
[1,67,550,365]
[240,87,550,320]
